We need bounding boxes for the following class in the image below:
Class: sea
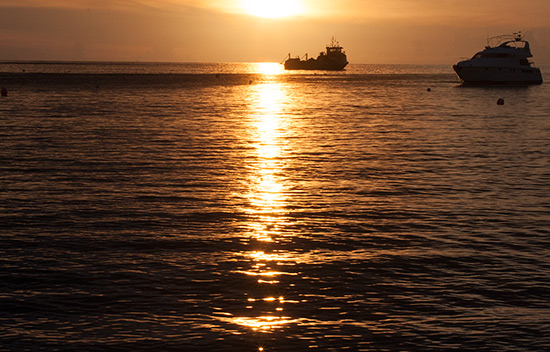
[0,61,549,352]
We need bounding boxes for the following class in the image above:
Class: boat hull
[453,64,543,85]
[284,57,348,71]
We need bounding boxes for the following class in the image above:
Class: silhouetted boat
[453,32,543,85]
[284,38,348,71]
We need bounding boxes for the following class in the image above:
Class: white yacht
[453,32,543,85]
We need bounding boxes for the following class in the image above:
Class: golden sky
[1,0,549,64]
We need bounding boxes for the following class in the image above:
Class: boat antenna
[280,53,290,64]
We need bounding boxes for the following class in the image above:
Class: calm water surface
[0,62,549,351]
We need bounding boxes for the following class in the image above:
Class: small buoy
[427,88,432,92]
[1,87,7,97]
[497,98,504,105]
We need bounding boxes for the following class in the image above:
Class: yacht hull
[453,65,543,85]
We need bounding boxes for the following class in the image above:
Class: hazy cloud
[0,0,548,64]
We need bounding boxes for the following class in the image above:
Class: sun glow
[240,0,304,18]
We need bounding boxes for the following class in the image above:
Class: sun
[240,0,304,18]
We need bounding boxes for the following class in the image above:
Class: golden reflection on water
[245,80,288,239]
[220,315,301,332]
[229,69,298,335]
[249,62,285,76]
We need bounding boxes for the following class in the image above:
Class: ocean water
[0,62,549,352]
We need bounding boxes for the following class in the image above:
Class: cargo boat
[284,38,348,71]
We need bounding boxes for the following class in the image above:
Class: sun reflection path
[226,74,301,337]
[226,251,303,333]
[244,81,290,242]
[251,62,285,75]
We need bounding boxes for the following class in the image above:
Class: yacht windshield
[473,53,511,59]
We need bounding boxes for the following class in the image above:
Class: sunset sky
[1,0,549,64]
